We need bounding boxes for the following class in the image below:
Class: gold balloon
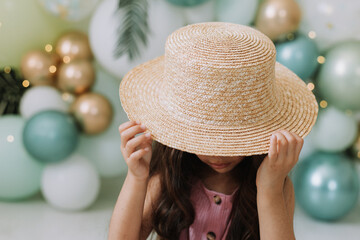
[255,0,301,41]
[55,31,93,62]
[351,127,360,161]
[71,93,113,135]
[57,60,95,94]
[20,51,59,86]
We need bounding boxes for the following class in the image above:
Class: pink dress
[179,180,237,240]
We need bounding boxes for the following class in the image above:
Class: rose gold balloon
[57,60,95,94]
[55,31,93,62]
[255,0,301,41]
[20,51,59,86]
[71,93,113,135]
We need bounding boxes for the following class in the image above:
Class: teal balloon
[276,35,319,81]
[23,110,79,163]
[293,152,359,221]
[166,0,210,7]
[317,41,360,110]
[0,115,44,200]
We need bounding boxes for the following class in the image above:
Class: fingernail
[144,147,149,152]
[145,133,151,138]
[136,120,141,124]
[140,124,146,129]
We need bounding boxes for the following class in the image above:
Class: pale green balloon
[215,0,259,25]
[317,41,360,110]
[0,115,44,201]
[311,107,358,152]
[0,0,90,68]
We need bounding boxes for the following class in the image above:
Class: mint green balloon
[317,41,360,110]
[0,0,89,68]
[293,151,359,221]
[215,0,259,25]
[166,0,210,7]
[0,115,44,201]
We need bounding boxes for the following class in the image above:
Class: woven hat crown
[162,22,278,126]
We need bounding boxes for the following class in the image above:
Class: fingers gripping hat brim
[119,55,318,156]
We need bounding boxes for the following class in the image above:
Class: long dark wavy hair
[149,141,266,240]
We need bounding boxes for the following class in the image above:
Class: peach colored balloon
[20,51,59,86]
[56,31,93,62]
[57,60,95,94]
[255,0,301,41]
[71,93,113,135]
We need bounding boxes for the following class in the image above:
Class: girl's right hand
[119,121,153,181]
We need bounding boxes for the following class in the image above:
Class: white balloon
[37,0,101,22]
[298,0,360,51]
[215,0,259,25]
[181,0,216,24]
[89,0,185,78]
[312,107,358,152]
[20,86,68,119]
[41,154,100,211]
[76,65,128,178]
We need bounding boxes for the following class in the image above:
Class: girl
[109,22,318,240]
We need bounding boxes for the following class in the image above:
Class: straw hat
[119,22,318,156]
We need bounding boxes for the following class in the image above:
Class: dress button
[213,195,222,205]
[207,231,216,240]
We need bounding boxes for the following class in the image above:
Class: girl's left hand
[256,130,304,194]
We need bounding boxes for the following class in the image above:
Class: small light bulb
[45,44,53,52]
[307,83,315,91]
[4,66,11,73]
[63,56,71,63]
[317,56,326,64]
[320,100,328,108]
[49,65,57,73]
[308,31,316,39]
[22,80,30,88]
[7,135,14,143]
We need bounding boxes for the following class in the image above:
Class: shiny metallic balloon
[57,60,95,94]
[71,92,113,135]
[255,0,302,41]
[55,31,93,62]
[20,51,59,86]
[317,41,360,111]
[293,151,359,221]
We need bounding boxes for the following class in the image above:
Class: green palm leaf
[115,0,150,60]
[0,68,28,115]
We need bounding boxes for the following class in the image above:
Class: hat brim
[120,55,318,156]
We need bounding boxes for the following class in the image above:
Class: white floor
[1,175,360,240]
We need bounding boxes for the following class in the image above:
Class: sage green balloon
[293,151,359,221]
[317,41,360,110]
[0,115,44,201]
[0,0,89,68]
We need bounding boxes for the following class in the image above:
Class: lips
[208,162,231,169]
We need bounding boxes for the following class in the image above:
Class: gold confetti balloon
[255,0,301,41]
[57,60,95,95]
[71,93,113,135]
[55,31,93,62]
[20,51,59,86]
